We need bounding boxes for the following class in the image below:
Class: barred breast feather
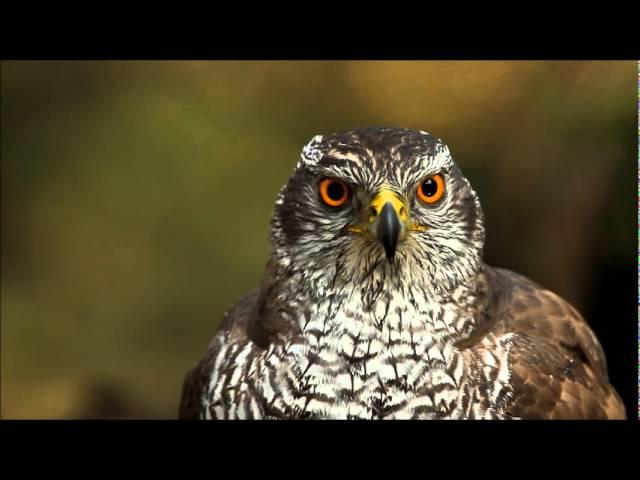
[179,265,625,420]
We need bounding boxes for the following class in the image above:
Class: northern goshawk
[179,127,625,420]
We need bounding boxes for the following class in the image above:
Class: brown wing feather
[178,289,261,419]
[485,266,625,419]
[179,362,208,419]
[178,260,305,420]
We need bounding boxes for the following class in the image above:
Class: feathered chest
[257,288,476,419]
[203,274,510,420]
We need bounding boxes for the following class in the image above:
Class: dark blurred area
[1,61,636,419]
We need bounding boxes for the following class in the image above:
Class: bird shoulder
[477,266,626,419]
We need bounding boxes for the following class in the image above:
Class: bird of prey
[179,127,625,420]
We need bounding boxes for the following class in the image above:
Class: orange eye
[416,174,445,204]
[319,178,350,207]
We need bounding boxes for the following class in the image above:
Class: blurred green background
[1,61,636,419]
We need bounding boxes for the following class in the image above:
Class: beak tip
[383,242,396,261]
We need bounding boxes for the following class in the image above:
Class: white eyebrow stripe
[327,149,365,166]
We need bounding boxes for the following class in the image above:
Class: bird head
[270,127,485,295]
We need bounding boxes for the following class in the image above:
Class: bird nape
[179,127,625,420]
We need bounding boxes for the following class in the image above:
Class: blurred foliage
[1,61,635,418]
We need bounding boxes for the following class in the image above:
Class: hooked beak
[369,189,410,261]
[377,202,402,260]
[345,188,427,261]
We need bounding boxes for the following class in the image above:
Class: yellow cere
[370,189,409,223]
[345,188,428,235]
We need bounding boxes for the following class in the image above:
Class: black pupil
[327,181,345,201]
[421,178,438,197]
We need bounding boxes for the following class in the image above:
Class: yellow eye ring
[319,178,350,207]
[417,174,445,204]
